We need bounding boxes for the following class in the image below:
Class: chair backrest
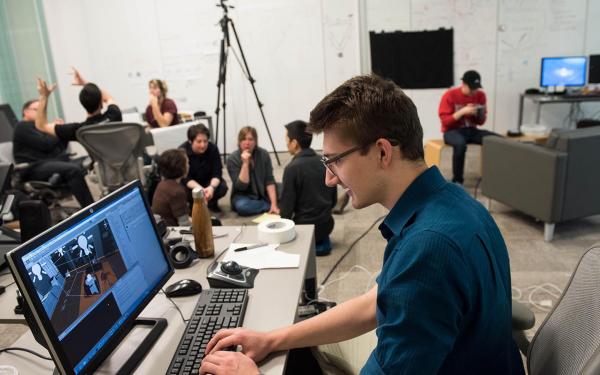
[528,243,600,375]
[76,122,146,193]
[550,127,600,221]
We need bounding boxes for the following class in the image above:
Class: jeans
[443,127,499,183]
[25,160,94,207]
[232,196,270,216]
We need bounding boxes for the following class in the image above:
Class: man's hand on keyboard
[200,351,258,375]
[205,328,272,362]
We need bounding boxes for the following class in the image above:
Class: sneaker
[315,237,332,256]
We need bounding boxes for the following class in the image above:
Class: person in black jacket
[179,124,228,212]
[34,68,122,143]
[280,120,336,255]
[13,99,94,207]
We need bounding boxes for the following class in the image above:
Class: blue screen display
[19,186,169,374]
[540,56,587,87]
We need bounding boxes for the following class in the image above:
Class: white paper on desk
[222,243,300,269]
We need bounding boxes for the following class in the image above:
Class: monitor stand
[20,295,167,374]
[108,318,168,375]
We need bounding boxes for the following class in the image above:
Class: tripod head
[216,0,234,14]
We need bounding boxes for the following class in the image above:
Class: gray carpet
[2,147,598,358]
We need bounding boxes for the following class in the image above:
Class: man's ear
[375,139,394,166]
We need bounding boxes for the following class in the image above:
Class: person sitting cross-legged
[152,149,190,227]
[280,120,336,256]
[226,126,279,216]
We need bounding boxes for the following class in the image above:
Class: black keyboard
[166,289,248,375]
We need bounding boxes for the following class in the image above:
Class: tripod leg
[215,38,225,150]
[215,35,230,160]
[228,19,281,166]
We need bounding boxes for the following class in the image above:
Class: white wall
[41,0,600,152]
[41,0,361,153]
[365,0,600,141]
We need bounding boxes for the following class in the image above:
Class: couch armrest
[482,137,567,223]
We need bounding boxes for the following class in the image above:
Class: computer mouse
[164,279,203,298]
[221,261,242,275]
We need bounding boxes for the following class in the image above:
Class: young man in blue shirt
[201,75,524,375]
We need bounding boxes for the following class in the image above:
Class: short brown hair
[308,75,424,161]
[237,126,258,147]
[22,99,38,116]
[187,124,210,142]
[158,149,187,179]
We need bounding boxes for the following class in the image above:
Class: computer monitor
[5,180,173,374]
[540,56,587,87]
[589,54,600,84]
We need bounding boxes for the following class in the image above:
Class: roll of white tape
[257,219,296,244]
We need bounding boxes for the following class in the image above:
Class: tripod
[214,0,281,165]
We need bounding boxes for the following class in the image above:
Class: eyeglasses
[320,138,399,177]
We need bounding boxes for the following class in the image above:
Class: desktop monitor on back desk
[5,180,174,374]
[540,56,587,88]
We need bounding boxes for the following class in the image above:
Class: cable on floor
[320,214,386,285]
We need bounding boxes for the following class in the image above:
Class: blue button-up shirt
[361,167,524,374]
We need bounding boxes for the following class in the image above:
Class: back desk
[0,225,316,375]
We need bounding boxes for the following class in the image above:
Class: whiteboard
[365,0,599,139]
[41,0,361,153]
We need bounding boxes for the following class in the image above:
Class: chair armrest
[512,299,535,330]
[512,299,535,356]
[13,162,31,171]
[482,137,568,222]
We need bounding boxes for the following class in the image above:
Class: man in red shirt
[438,70,498,184]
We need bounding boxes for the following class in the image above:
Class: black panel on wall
[370,29,454,89]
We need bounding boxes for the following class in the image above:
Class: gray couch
[481,127,600,241]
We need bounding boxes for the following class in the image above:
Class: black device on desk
[4,180,174,375]
[207,260,259,288]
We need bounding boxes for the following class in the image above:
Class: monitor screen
[540,56,587,87]
[6,181,173,375]
[589,54,600,84]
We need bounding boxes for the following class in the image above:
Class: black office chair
[512,243,600,375]
[0,142,78,215]
[76,122,149,195]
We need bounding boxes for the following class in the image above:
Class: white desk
[517,93,600,130]
[0,225,316,375]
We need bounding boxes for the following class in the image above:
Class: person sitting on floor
[179,124,228,213]
[280,120,336,256]
[227,126,279,216]
[13,98,94,208]
[145,79,180,128]
[152,149,190,226]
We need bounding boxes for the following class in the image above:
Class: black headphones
[168,241,197,269]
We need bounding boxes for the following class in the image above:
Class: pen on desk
[234,243,265,252]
